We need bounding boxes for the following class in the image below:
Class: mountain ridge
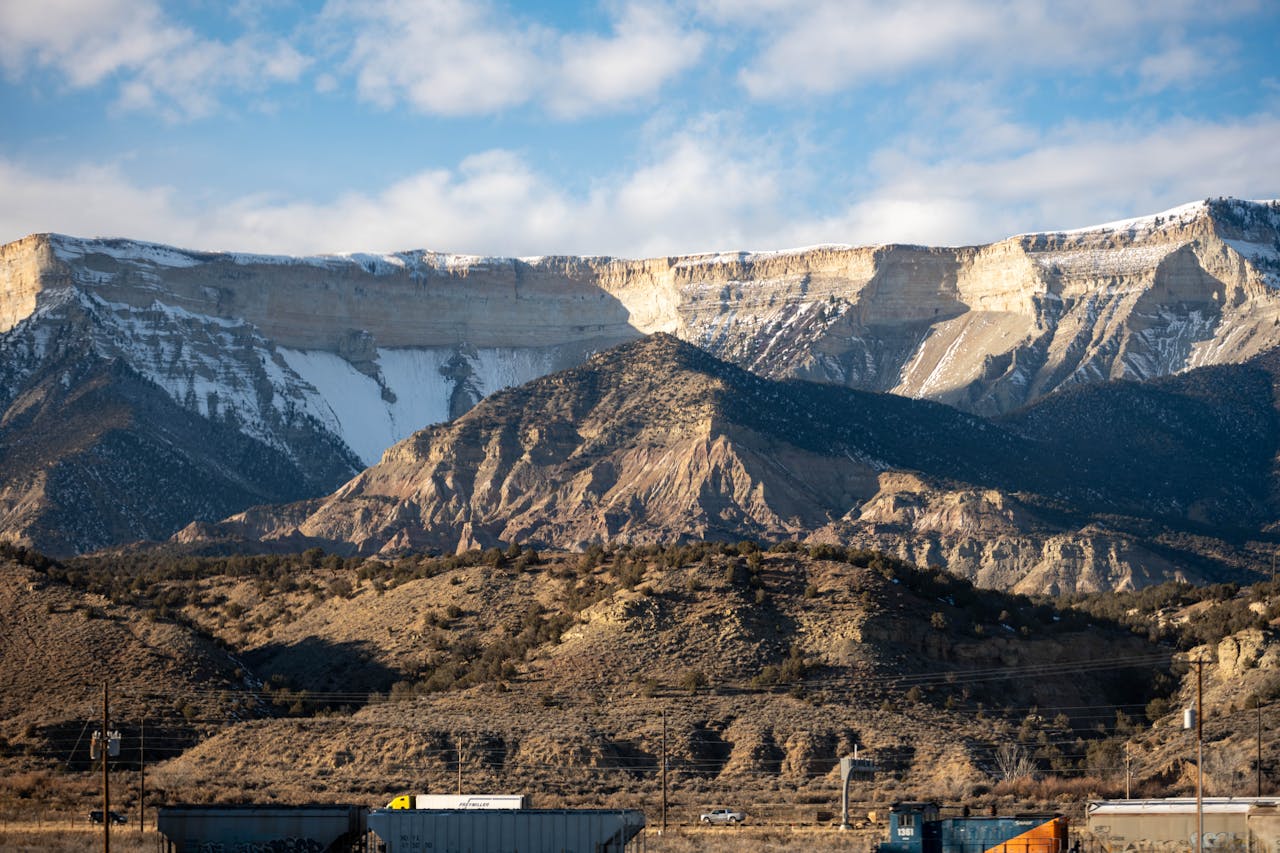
[176,333,1280,593]
[5,197,1280,561]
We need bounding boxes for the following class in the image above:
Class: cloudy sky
[1,0,1278,257]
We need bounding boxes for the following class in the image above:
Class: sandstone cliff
[1,198,1277,466]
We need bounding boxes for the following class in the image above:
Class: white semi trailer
[386,794,528,810]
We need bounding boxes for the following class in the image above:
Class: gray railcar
[366,807,645,853]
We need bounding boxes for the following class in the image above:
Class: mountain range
[175,332,1280,593]
[3,198,1280,591]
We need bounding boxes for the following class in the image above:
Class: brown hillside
[4,542,1179,820]
[0,554,250,773]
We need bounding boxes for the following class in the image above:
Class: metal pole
[660,709,667,836]
[103,682,110,853]
[1259,702,1264,797]
[839,760,852,830]
[1197,659,1203,853]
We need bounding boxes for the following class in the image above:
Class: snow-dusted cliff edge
[2,198,1278,469]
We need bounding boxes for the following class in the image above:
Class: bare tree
[994,743,1038,782]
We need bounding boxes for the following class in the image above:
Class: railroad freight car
[366,808,645,853]
[156,804,367,853]
[1086,797,1280,851]
[879,802,1069,853]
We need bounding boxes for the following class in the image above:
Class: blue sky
[1,0,1278,257]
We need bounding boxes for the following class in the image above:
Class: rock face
[2,197,1280,558]
[2,199,1278,456]
[183,334,1280,594]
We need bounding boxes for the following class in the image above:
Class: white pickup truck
[700,807,745,825]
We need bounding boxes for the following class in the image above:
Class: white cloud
[211,125,792,256]
[707,0,1258,99]
[0,160,186,243]
[817,116,1280,246]
[3,114,1277,258]
[327,0,544,115]
[323,0,705,117]
[1137,43,1226,94]
[552,4,706,117]
[0,123,789,257]
[0,0,308,119]
[736,0,997,97]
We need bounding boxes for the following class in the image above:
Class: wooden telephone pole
[457,734,463,795]
[660,710,667,835]
[139,718,145,832]
[1259,703,1264,797]
[102,682,110,853]
[1183,660,1204,849]
[1124,743,1133,799]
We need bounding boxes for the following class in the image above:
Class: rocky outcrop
[812,474,1212,594]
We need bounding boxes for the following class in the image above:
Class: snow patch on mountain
[1029,242,1187,276]
[467,347,559,396]
[87,295,299,446]
[0,272,578,467]
[1120,309,1219,380]
[278,345,559,466]
[277,348,422,466]
[1035,200,1209,237]
[51,236,204,269]
[673,245,853,268]
[1224,239,1280,266]
[45,233,601,279]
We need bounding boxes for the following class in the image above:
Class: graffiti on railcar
[195,838,325,853]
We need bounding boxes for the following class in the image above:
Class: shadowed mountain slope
[0,316,359,555]
[181,334,1280,593]
[183,334,1028,553]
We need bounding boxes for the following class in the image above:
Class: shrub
[616,561,645,589]
[326,576,353,599]
[679,669,708,694]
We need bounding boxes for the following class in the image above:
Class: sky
[1,0,1278,258]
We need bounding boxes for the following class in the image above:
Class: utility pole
[1197,659,1204,852]
[456,734,463,795]
[139,719,145,832]
[102,682,110,853]
[660,709,667,836]
[1124,743,1132,799]
[1259,702,1264,798]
